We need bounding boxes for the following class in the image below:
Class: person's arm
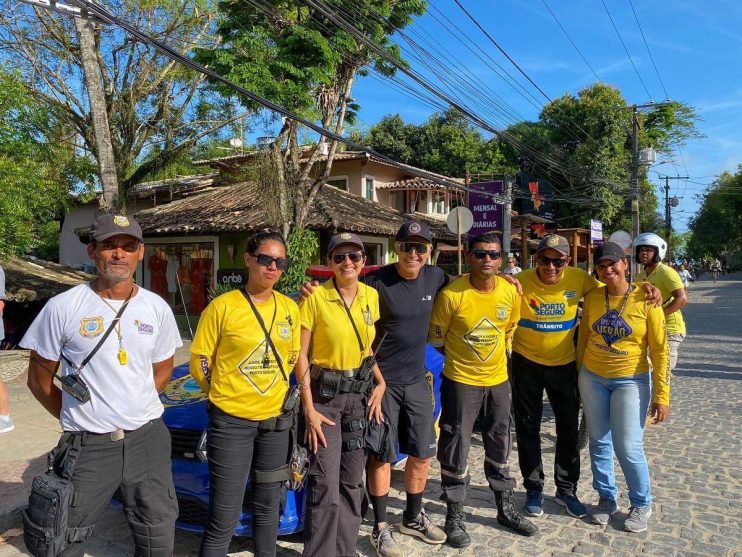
[576,298,590,369]
[367,361,386,424]
[152,357,174,393]
[298,327,335,453]
[188,301,219,394]
[26,351,63,419]
[646,303,670,423]
[189,354,212,394]
[497,272,523,296]
[663,287,687,317]
[428,290,452,355]
[636,282,663,307]
[504,284,521,352]
[298,280,320,303]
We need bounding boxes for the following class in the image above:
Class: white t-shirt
[21,283,183,433]
[677,270,692,287]
[503,266,522,275]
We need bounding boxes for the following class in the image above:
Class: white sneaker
[0,415,14,433]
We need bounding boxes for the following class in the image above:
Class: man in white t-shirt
[503,256,522,275]
[22,213,182,557]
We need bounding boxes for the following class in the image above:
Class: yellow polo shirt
[636,263,686,335]
[577,286,669,405]
[300,279,380,370]
[189,289,300,421]
[429,275,520,387]
[513,267,600,366]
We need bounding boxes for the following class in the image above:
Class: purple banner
[467,180,504,236]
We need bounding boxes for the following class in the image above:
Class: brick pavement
[1,277,740,556]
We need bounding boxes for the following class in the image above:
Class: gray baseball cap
[90,214,144,243]
[537,234,570,256]
[327,232,364,255]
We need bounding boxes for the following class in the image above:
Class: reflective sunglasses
[397,242,429,254]
[538,255,568,268]
[471,249,502,260]
[331,251,364,264]
[253,253,290,271]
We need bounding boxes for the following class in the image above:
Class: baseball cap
[537,234,570,256]
[327,232,365,255]
[90,213,144,243]
[396,220,432,243]
[594,242,626,263]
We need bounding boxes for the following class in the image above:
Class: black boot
[444,502,471,548]
[495,490,539,536]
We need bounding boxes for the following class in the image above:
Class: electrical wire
[628,0,669,99]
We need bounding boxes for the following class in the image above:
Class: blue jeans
[578,366,652,508]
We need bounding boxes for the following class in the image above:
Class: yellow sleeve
[299,291,316,332]
[576,297,591,369]
[583,271,601,295]
[505,286,520,350]
[429,289,453,347]
[647,303,670,405]
[189,354,212,394]
[371,290,380,323]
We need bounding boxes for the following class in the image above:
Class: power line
[628,0,669,99]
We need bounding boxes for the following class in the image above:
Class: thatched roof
[135,180,455,241]
[1,258,94,302]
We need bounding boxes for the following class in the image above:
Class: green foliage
[208,282,238,302]
[276,228,318,295]
[687,168,742,258]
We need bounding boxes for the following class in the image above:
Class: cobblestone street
[1,274,740,556]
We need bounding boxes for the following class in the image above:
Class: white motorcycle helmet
[633,232,667,263]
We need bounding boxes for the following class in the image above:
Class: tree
[687,168,742,258]
[195,0,427,237]
[0,0,239,207]
[0,68,94,258]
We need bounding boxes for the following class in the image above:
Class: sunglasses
[331,251,364,264]
[397,242,429,254]
[538,255,568,268]
[471,249,502,260]
[100,240,141,253]
[253,253,290,271]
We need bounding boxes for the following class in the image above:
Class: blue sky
[348,0,742,233]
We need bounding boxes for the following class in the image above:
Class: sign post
[447,206,474,275]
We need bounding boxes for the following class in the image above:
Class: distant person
[22,214,182,556]
[503,256,522,275]
[677,265,693,291]
[0,263,12,434]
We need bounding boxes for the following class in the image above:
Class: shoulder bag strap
[240,289,288,383]
[333,279,365,354]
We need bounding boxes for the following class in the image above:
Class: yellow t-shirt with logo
[636,263,686,335]
[189,289,300,421]
[513,267,600,366]
[300,279,380,370]
[577,286,669,405]
[428,275,520,387]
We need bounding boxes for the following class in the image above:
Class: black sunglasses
[471,249,502,260]
[253,253,290,271]
[538,255,568,268]
[397,242,429,254]
[331,251,364,264]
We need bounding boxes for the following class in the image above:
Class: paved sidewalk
[1,276,740,556]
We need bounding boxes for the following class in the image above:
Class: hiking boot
[399,509,446,545]
[371,524,403,557]
[444,502,470,548]
[524,490,544,517]
[624,506,652,533]
[0,415,14,434]
[591,496,620,525]
[495,490,539,537]
[555,492,587,518]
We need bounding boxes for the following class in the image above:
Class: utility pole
[630,106,640,277]
[502,176,513,271]
[661,175,687,262]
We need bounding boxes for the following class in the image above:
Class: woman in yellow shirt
[577,242,669,535]
[189,231,300,557]
[297,232,385,557]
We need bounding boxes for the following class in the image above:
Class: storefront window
[144,242,215,315]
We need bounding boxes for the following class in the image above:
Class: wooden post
[521,221,528,268]
[457,210,463,276]
[571,231,579,267]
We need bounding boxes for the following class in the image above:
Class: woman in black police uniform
[189,231,300,557]
[296,232,386,557]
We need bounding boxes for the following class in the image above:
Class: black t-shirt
[363,264,449,385]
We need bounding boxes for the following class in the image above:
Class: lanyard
[603,285,633,346]
[333,278,365,356]
[240,289,286,382]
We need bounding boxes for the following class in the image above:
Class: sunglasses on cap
[538,255,568,268]
[331,251,364,264]
[397,242,429,254]
[470,249,502,260]
[253,253,290,271]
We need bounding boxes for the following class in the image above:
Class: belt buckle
[110,429,125,441]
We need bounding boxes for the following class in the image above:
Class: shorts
[375,378,437,463]
[668,333,685,373]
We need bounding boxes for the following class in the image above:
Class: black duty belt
[311,364,373,398]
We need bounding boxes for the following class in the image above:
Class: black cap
[327,232,365,255]
[90,214,144,243]
[537,234,570,256]
[594,242,626,263]
[396,220,432,243]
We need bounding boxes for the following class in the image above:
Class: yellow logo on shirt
[463,317,501,361]
[79,317,104,338]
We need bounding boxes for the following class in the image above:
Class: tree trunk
[75,18,120,213]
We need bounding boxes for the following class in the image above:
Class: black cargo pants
[437,376,516,504]
[59,418,178,557]
[302,382,366,557]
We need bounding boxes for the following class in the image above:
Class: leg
[610,375,652,508]
[120,419,179,557]
[578,367,617,501]
[251,428,291,557]
[510,353,546,493]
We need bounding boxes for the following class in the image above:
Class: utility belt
[310,364,373,398]
[208,403,295,432]
[65,418,160,444]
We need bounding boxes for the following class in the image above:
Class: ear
[137,243,145,262]
[86,243,95,260]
